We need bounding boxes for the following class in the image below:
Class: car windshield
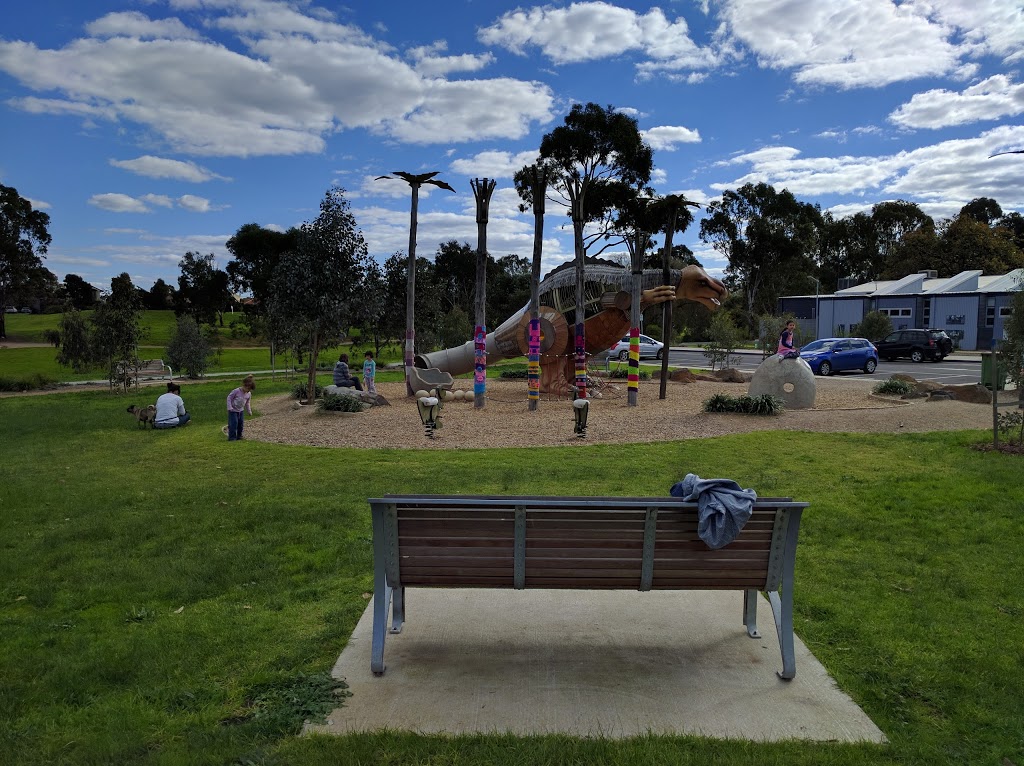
[802,340,834,353]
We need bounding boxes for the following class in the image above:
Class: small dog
[127,404,157,428]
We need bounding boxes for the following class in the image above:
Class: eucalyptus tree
[514,103,653,398]
[0,183,51,339]
[271,188,370,403]
[700,183,822,331]
[375,171,455,395]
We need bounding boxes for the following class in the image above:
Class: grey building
[777,269,1023,351]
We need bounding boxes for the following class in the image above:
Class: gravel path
[243,377,995,450]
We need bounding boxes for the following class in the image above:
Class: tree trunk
[572,197,587,399]
[306,329,320,403]
[472,178,495,409]
[528,168,547,412]
[405,185,420,396]
[628,229,644,407]
[660,206,678,399]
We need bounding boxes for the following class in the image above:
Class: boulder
[669,369,699,383]
[714,367,751,383]
[747,356,816,409]
[323,385,390,407]
[944,383,992,404]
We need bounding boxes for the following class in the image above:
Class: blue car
[799,337,878,376]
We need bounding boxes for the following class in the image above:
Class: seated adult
[154,382,191,428]
[332,353,363,390]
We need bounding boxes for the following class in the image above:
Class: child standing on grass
[363,350,377,394]
[226,375,255,441]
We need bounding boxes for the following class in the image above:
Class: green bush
[499,365,529,379]
[317,393,364,412]
[291,381,324,399]
[0,374,57,392]
[873,377,912,395]
[165,316,214,379]
[702,392,784,415]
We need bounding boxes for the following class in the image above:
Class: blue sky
[1,0,1023,293]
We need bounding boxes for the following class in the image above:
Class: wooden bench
[369,494,808,679]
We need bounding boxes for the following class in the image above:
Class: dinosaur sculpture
[413,260,728,396]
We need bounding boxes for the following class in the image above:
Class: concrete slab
[310,589,886,742]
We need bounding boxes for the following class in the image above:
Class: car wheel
[655,348,663,360]
[864,358,877,374]
[618,350,629,362]
[910,349,924,363]
[818,360,832,376]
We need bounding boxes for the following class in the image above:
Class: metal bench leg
[743,588,761,638]
[371,584,391,676]
[390,586,405,634]
[767,590,796,680]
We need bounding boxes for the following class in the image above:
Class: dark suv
[875,329,953,362]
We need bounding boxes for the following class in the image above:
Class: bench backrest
[370,495,806,592]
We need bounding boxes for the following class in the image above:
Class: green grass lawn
[0,381,1021,765]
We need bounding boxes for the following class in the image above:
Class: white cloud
[642,125,701,150]
[711,125,1024,211]
[85,11,201,40]
[109,155,228,182]
[25,197,51,210]
[888,75,1024,129]
[177,194,214,212]
[479,2,726,77]
[449,150,540,178]
[0,3,554,157]
[142,194,174,208]
[89,193,150,213]
[409,41,496,77]
[716,0,961,88]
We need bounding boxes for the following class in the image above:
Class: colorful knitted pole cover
[473,324,487,398]
[574,322,587,399]
[628,327,640,394]
[528,318,541,403]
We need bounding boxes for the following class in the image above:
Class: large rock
[942,384,992,404]
[747,356,816,409]
[713,367,751,383]
[323,385,390,407]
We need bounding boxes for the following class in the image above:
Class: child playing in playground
[363,350,377,395]
[226,375,255,441]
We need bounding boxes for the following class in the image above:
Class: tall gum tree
[271,188,370,403]
[515,103,653,399]
[0,183,51,339]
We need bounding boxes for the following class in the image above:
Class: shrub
[873,378,912,396]
[704,312,742,370]
[857,311,893,342]
[166,316,213,379]
[702,392,783,415]
[317,393,364,412]
[703,393,734,412]
[291,381,324,399]
[0,374,57,392]
[610,368,651,380]
[499,365,529,379]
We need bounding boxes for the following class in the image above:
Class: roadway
[655,347,985,387]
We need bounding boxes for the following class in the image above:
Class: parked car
[19,307,32,314]
[608,334,665,361]
[875,329,953,362]
[799,337,878,376]
[4,306,17,314]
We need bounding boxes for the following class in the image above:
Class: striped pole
[628,326,640,401]
[528,318,541,404]
[574,322,587,399]
[473,324,486,401]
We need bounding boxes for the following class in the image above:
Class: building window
[879,308,912,317]
[986,298,995,328]
[923,298,931,327]
[999,306,1013,318]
